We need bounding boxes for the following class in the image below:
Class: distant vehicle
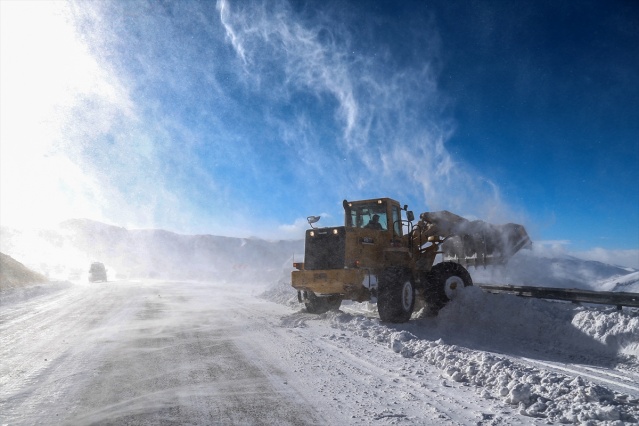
[89,262,107,282]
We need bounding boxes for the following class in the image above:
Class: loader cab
[343,198,405,237]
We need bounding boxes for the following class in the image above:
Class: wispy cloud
[215,0,520,224]
[2,0,524,239]
[1,1,225,233]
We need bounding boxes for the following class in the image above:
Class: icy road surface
[1,280,638,425]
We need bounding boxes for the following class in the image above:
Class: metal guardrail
[478,284,639,310]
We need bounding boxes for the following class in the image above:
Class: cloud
[532,240,572,254]
[570,248,639,270]
[0,0,536,241]
[276,211,335,240]
[215,0,521,224]
[276,217,311,240]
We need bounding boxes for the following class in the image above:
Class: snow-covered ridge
[0,219,302,282]
[471,249,637,292]
[1,219,636,292]
[0,252,47,289]
[597,271,639,293]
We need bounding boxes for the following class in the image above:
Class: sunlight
[0,1,128,228]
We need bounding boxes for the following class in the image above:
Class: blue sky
[1,0,637,265]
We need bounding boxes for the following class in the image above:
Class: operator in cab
[365,214,384,230]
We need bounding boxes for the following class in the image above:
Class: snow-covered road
[1,280,638,425]
[1,280,329,425]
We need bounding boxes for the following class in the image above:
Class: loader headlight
[309,231,315,237]
[332,229,338,235]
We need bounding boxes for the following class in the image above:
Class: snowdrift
[263,278,639,423]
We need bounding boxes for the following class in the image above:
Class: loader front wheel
[378,267,415,323]
[304,292,342,314]
[425,262,472,315]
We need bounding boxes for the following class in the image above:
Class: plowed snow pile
[265,283,639,423]
[437,287,639,359]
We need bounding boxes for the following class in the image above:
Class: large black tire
[304,292,342,314]
[424,262,473,315]
[377,267,415,323]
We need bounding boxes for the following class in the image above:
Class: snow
[325,311,637,423]
[1,272,638,424]
[2,222,639,424]
[263,276,639,424]
[572,310,639,357]
[598,272,639,293]
[470,249,637,291]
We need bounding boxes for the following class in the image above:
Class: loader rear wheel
[378,267,415,323]
[425,262,472,315]
[304,292,342,314]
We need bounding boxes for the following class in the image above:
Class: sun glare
[0,1,126,229]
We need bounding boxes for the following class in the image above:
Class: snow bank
[263,279,639,423]
[259,275,299,307]
[325,308,639,424]
[0,281,73,305]
[437,286,639,359]
[573,310,639,357]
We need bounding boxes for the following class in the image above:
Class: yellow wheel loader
[292,197,531,323]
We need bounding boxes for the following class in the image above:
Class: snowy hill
[0,252,47,290]
[1,219,636,292]
[470,249,637,292]
[0,220,302,283]
[598,271,639,293]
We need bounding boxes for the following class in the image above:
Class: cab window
[392,205,401,236]
[348,203,388,230]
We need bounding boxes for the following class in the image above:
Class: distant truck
[292,197,531,323]
[89,262,107,282]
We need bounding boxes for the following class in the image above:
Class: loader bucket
[418,211,531,267]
